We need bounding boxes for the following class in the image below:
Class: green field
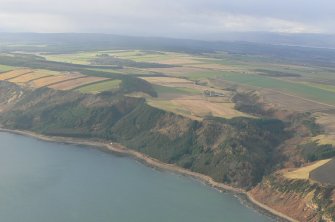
[0,65,15,72]
[76,80,121,94]
[153,84,201,97]
[36,49,335,106]
[185,71,335,106]
[303,82,335,93]
[43,52,99,65]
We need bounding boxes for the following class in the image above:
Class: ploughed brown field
[310,159,335,185]
[0,69,111,91]
[0,69,33,80]
[10,71,53,84]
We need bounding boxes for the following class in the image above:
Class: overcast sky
[0,0,333,38]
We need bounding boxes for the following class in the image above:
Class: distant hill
[1,32,335,68]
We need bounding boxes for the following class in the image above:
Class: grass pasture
[148,95,248,120]
[212,72,335,106]
[76,79,121,94]
[110,51,198,64]
[153,85,201,98]
[147,99,197,120]
[171,96,248,119]
[145,66,206,77]
[141,77,194,85]
[303,82,335,93]
[0,64,15,73]
[42,52,98,65]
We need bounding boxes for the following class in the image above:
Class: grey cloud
[0,0,333,38]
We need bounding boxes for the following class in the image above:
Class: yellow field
[0,69,33,80]
[48,77,109,90]
[10,71,54,84]
[30,74,84,87]
[284,159,332,180]
[148,95,248,119]
[0,69,114,92]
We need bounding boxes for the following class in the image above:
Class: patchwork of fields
[41,50,335,107]
[4,50,335,121]
[0,68,117,93]
[1,48,335,186]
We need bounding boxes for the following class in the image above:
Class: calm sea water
[0,132,273,222]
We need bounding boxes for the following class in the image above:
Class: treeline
[301,142,335,162]
[233,92,273,117]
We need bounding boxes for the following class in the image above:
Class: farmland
[284,159,331,180]
[46,76,109,90]
[30,73,83,87]
[0,64,15,72]
[29,49,335,123]
[0,69,33,80]
[10,70,55,84]
[141,76,239,119]
[0,68,112,92]
[40,50,335,107]
[76,79,121,94]
[148,95,248,120]
[310,159,335,185]
[2,50,335,118]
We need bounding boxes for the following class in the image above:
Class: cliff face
[0,81,25,112]
[0,81,288,189]
[249,175,335,222]
[2,80,334,220]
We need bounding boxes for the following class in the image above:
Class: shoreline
[0,128,298,222]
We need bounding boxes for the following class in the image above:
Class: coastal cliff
[0,81,288,189]
[249,174,335,222]
[2,80,335,221]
